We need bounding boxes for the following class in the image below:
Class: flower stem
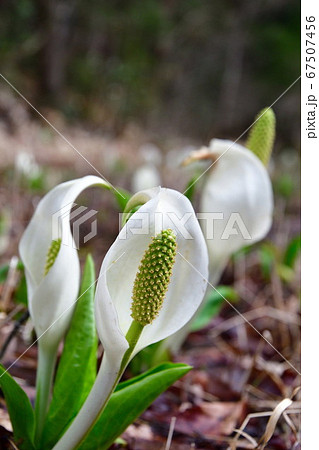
[120,320,144,371]
[34,343,57,445]
[53,320,144,450]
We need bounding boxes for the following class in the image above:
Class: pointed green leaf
[0,264,9,283]
[41,255,97,449]
[184,173,198,201]
[113,187,132,212]
[129,340,169,375]
[0,364,35,450]
[283,235,301,268]
[191,286,239,331]
[258,243,277,279]
[78,362,191,450]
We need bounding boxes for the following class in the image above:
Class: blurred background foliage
[0,0,300,144]
[0,0,301,272]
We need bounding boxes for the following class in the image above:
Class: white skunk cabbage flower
[184,139,273,283]
[166,137,274,355]
[54,187,208,450]
[139,142,162,166]
[166,109,275,355]
[19,175,109,442]
[132,164,161,192]
[15,151,41,180]
[19,175,108,351]
[132,143,162,192]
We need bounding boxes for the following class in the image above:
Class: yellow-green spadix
[246,107,276,166]
[131,229,177,325]
[53,187,208,450]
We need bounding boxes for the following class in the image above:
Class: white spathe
[165,139,274,355]
[54,187,209,450]
[96,186,209,356]
[199,139,273,283]
[19,175,108,351]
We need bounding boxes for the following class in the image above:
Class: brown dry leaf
[173,401,246,437]
[258,398,293,449]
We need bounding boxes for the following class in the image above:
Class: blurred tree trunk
[216,0,264,132]
[36,0,76,105]
[216,4,249,131]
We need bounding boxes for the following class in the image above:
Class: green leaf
[0,364,35,449]
[113,187,132,211]
[191,286,239,331]
[258,243,277,279]
[41,255,98,449]
[274,174,294,198]
[283,235,301,268]
[277,263,295,283]
[129,340,170,374]
[14,274,28,306]
[184,173,198,201]
[78,362,191,450]
[0,264,9,283]
[0,261,27,305]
